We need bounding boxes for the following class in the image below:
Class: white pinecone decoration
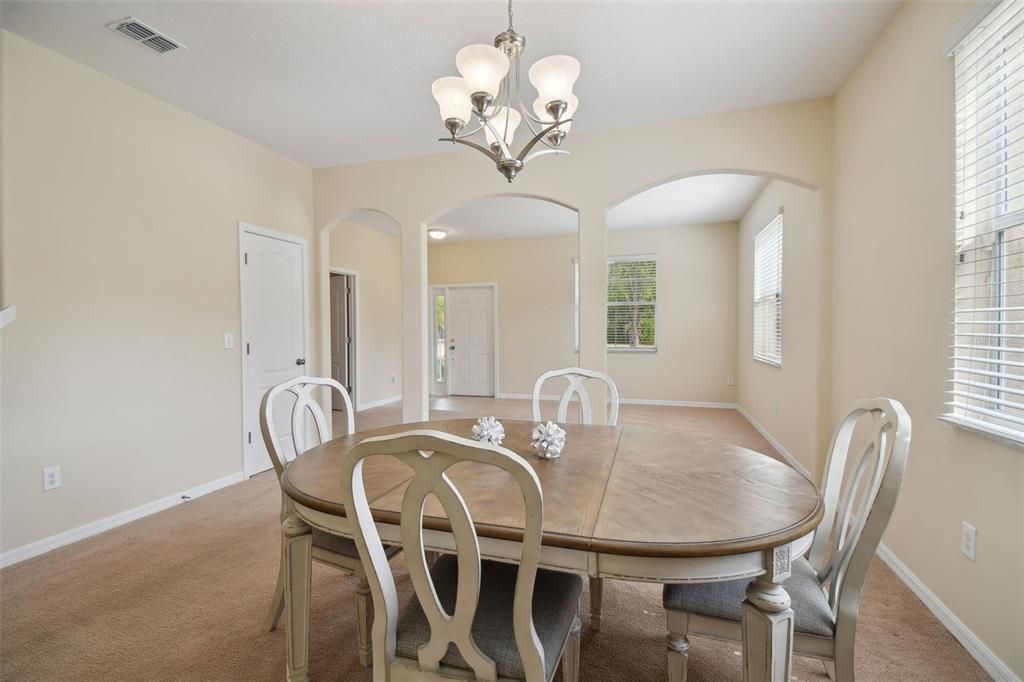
[471,416,505,446]
[531,421,567,459]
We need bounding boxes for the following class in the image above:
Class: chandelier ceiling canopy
[430,0,580,182]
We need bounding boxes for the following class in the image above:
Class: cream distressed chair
[340,429,583,682]
[532,366,620,630]
[663,398,912,682]
[261,375,400,667]
[531,367,621,428]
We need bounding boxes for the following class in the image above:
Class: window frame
[752,212,784,367]
[606,254,658,353]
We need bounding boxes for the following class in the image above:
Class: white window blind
[949,0,1024,439]
[753,213,783,366]
[607,256,657,350]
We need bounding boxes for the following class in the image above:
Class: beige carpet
[0,401,990,681]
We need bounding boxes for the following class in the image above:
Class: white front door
[241,229,307,477]
[447,286,494,397]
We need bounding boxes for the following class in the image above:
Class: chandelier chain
[507,0,514,30]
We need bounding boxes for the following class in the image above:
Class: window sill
[608,347,658,354]
[753,356,781,368]
[938,413,1024,450]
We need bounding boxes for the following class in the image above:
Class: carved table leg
[283,516,313,682]
[742,546,794,682]
[666,610,690,682]
[589,576,603,631]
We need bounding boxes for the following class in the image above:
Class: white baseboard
[735,404,812,479]
[619,398,738,409]
[496,393,738,410]
[0,471,245,569]
[495,392,557,401]
[357,394,402,411]
[876,543,1021,682]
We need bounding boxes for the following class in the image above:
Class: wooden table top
[282,419,823,558]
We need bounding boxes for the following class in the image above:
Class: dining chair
[532,366,620,630]
[340,429,583,682]
[663,397,912,682]
[261,375,400,667]
[531,367,621,427]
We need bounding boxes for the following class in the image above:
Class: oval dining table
[278,418,824,682]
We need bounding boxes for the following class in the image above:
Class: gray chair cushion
[663,557,835,638]
[312,529,400,560]
[396,555,582,681]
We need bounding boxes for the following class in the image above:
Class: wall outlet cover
[961,521,977,561]
[43,465,62,492]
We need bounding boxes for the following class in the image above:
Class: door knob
[295,358,306,366]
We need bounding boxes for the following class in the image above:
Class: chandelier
[430,0,580,182]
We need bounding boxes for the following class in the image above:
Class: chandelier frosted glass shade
[534,94,578,133]
[431,77,471,125]
[431,2,580,182]
[484,107,522,147]
[528,55,581,108]
[456,44,510,98]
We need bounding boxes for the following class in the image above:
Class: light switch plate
[961,522,977,561]
[224,332,235,349]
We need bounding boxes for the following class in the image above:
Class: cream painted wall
[737,181,825,477]
[833,2,1024,677]
[607,224,738,404]
[428,234,578,397]
[0,33,315,553]
[313,98,833,423]
[329,220,402,408]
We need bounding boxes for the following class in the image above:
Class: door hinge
[244,252,248,265]
[248,431,252,444]
[246,342,251,355]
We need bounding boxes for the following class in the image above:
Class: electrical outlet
[773,401,779,416]
[391,374,398,384]
[726,375,736,386]
[961,522,977,560]
[223,332,235,349]
[43,465,62,491]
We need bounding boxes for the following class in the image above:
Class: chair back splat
[809,398,911,634]
[341,430,548,681]
[531,367,620,426]
[260,375,355,479]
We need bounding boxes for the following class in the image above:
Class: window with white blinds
[949,0,1024,439]
[753,213,783,366]
[607,256,657,350]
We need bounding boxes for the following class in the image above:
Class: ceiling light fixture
[430,0,580,182]
[427,228,450,240]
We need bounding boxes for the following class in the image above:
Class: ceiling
[2,1,899,168]
[426,173,769,240]
[608,173,769,231]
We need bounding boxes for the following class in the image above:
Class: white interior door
[447,286,494,397]
[330,273,354,409]
[241,229,307,476]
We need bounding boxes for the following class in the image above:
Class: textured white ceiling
[426,173,768,240]
[2,1,899,167]
[430,196,577,241]
[608,174,769,230]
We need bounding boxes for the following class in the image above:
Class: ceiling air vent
[106,17,185,54]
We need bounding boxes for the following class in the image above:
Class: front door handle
[449,345,455,351]
[296,358,306,366]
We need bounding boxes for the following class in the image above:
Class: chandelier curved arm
[439,137,500,162]
[481,118,514,160]
[516,119,573,162]
[452,122,485,140]
[522,148,569,164]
